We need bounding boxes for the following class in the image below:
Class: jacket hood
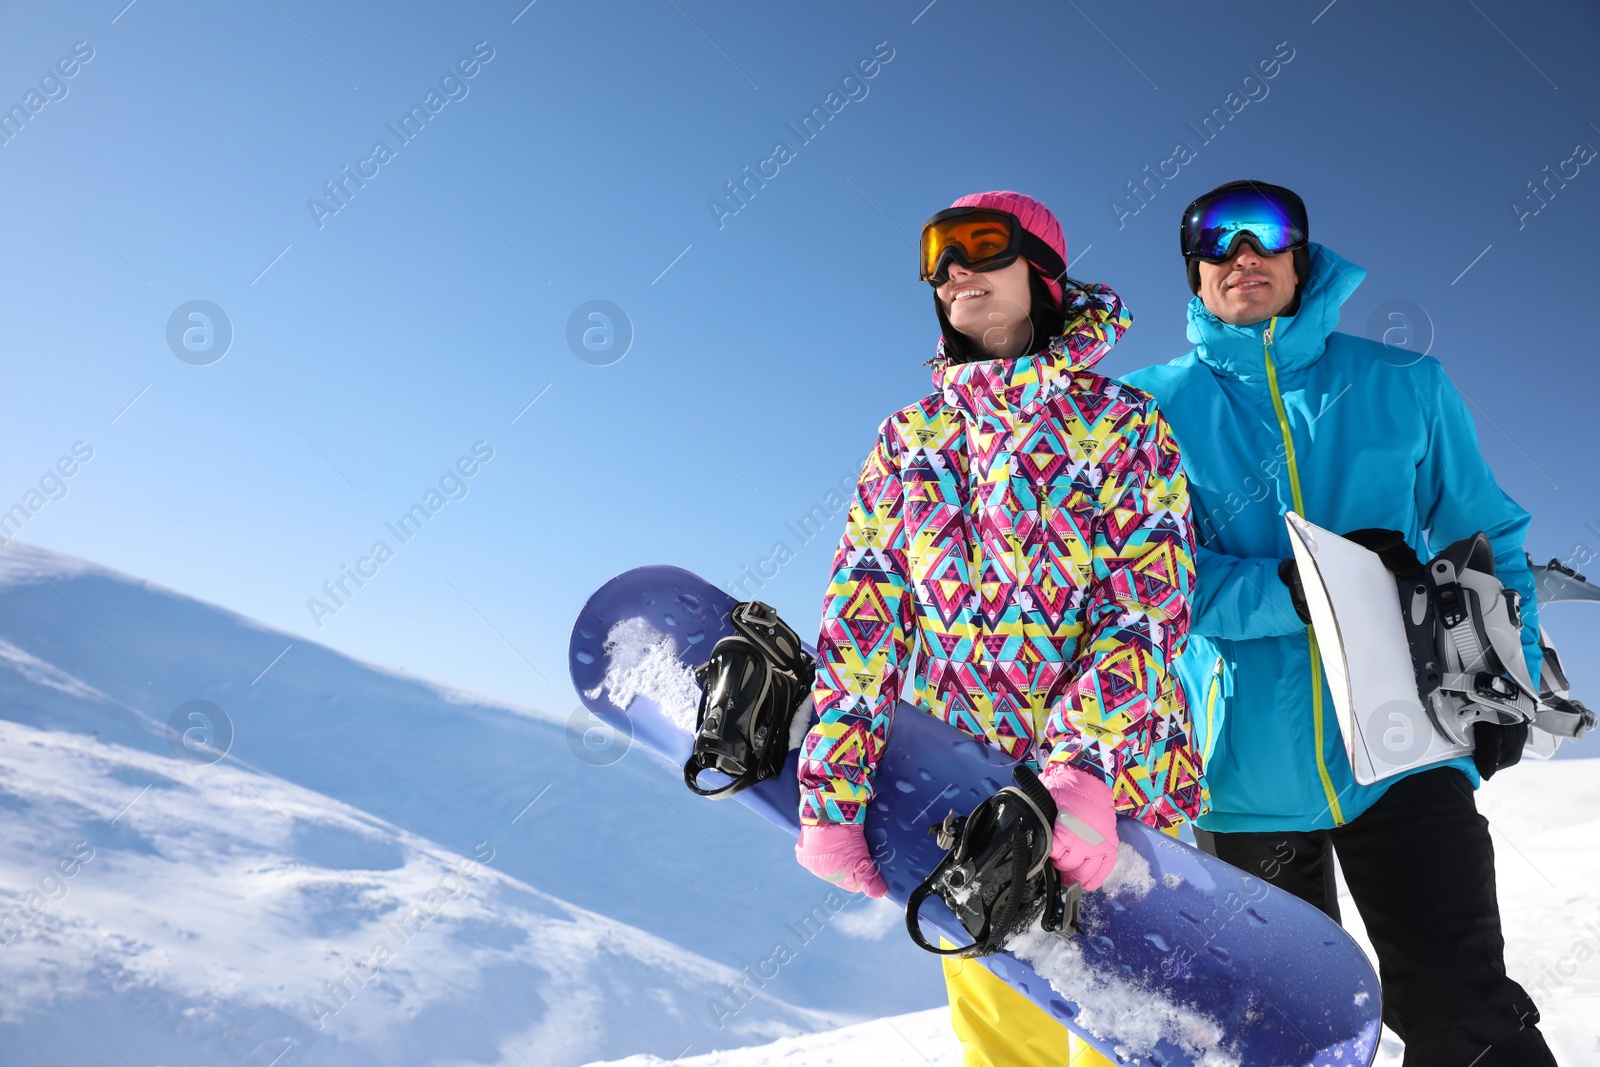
[932,284,1131,418]
[1185,242,1365,381]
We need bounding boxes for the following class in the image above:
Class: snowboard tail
[570,565,1381,1066]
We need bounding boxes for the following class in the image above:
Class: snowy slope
[588,1008,961,1067]
[0,542,944,1063]
[0,720,834,1066]
[1339,756,1600,1065]
[591,756,1600,1066]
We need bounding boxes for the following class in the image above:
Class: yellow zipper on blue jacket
[1203,655,1223,766]
[1261,317,1345,826]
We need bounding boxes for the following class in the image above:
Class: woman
[792,191,1205,1066]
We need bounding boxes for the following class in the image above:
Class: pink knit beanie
[948,190,1068,304]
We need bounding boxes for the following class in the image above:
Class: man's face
[1196,242,1299,326]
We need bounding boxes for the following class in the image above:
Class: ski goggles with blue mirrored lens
[1180,181,1308,262]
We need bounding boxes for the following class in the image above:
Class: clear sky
[0,0,1597,732]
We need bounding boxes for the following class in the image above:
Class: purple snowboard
[570,565,1381,1066]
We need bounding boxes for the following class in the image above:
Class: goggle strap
[1019,230,1067,287]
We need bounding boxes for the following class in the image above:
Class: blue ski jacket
[1124,242,1541,833]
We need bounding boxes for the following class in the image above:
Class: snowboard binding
[1528,557,1599,750]
[683,600,816,799]
[1392,532,1550,776]
[1530,636,1597,740]
[905,763,1082,958]
[1386,531,1598,773]
[1391,535,1521,740]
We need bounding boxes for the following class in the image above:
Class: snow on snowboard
[569,565,1381,1066]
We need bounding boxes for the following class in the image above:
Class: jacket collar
[1185,243,1365,382]
[934,284,1131,419]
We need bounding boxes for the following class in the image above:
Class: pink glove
[1040,762,1120,892]
[794,823,888,898]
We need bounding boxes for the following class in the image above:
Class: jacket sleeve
[1412,359,1542,685]
[1190,544,1309,641]
[797,423,915,826]
[1041,404,1199,812]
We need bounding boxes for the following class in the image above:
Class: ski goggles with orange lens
[1180,181,1308,262]
[919,207,1066,286]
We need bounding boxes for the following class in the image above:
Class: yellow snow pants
[941,825,1181,1066]
[942,947,1111,1066]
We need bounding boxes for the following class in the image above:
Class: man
[1124,179,1557,1066]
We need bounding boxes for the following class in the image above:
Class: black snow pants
[1194,767,1557,1067]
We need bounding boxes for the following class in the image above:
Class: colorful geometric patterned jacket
[798,286,1206,829]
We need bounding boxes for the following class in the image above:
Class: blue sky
[0,0,1597,732]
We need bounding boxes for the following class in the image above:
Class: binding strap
[684,601,815,800]
[905,764,1074,958]
[684,750,761,798]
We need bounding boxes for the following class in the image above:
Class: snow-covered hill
[0,720,835,1065]
[0,542,944,1064]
